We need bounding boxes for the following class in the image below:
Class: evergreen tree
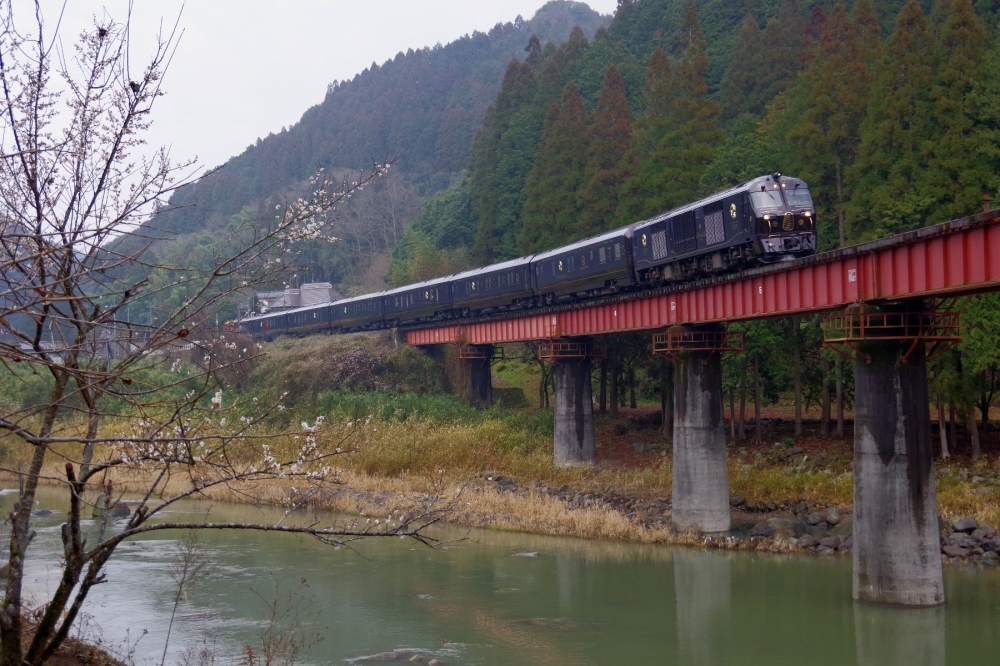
[658,0,723,206]
[968,27,1000,190]
[759,0,809,101]
[468,58,537,263]
[925,0,994,220]
[578,65,634,237]
[619,1,723,219]
[853,0,883,60]
[518,81,590,253]
[615,47,674,222]
[719,14,765,121]
[788,3,870,247]
[848,0,936,240]
[803,5,829,63]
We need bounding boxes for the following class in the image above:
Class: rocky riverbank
[242,463,1000,571]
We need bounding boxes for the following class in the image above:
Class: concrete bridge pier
[671,326,731,533]
[461,345,493,410]
[553,357,595,466]
[852,304,944,606]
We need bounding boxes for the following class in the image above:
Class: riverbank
[5,404,999,568]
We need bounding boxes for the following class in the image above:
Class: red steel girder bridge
[406,208,1000,346]
[404,207,1000,608]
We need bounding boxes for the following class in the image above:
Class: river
[5,486,999,665]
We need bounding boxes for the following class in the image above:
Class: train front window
[750,189,782,211]
[785,186,813,208]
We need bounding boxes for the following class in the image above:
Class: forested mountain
[154,1,607,240]
[388,0,1000,284]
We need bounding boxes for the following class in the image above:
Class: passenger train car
[242,173,815,339]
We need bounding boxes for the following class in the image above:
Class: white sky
[38,1,618,172]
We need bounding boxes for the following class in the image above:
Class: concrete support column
[553,358,595,466]
[672,328,730,533]
[465,345,493,410]
[853,310,943,606]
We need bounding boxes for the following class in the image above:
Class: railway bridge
[404,208,1000,607]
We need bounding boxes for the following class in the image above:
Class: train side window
[614,243,621,260]
[599,247,606,263]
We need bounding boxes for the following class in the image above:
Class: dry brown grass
[5,413,1000,544]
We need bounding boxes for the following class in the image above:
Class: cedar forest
[150,0,1000,455]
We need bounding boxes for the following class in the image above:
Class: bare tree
[0,5,441,666]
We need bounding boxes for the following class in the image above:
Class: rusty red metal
[406,211,1000,346]
[652,329,744,362]
[821,310,961,364]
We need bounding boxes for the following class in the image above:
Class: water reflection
[854,603,946,666]
[674,549,732,665]
[4,486,998,666]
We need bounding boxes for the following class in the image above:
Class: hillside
[154,1,608,241]
[386,0,1000,285]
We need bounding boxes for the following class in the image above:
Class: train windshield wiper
[750,190,782,210]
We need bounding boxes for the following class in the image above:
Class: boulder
[751,517,807,540]
[824,508,841,526]
[980,538,1000,553]
[32,509,53,517]
[829,519,853,537]
[841,535,853,550]
[945,533,977,549]
[953,517,978,533]
[972,525,997,541]
[819,535,842,550]
[806,512,824,526]
[109,503,130,518]
[797,534,819,549]
[730,495,746,508]
[942,545,969,558]
[984,551,1000,562]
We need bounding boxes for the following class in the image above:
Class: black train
[243,173,815,338]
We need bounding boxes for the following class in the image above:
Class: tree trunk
[949,402,957,448]
[754,354,762,446]
[609,353,619,417]
[660,359,673,439]
[729,384,736,443]
[792,317,802,437]
[628,364,637,409]
[739,364,747,442]
[836,153,846,247]
[937,395,950,460]
[820,357,831,438]
[835,356,844,438]
[967,408,981,461]
[599,360,607,414]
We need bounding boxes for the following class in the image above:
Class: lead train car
[240,173,816,339]
[630,173,815,284]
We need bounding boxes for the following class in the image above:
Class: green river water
[5,486,999,665]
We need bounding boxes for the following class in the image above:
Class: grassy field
[3,332,998,543]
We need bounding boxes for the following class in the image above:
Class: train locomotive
[242,173,815,339]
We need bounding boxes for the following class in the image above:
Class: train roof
[450,255,534,280]
[381,274,455,297]
[633,173,809,230]
[240,290,386,323]
[531,226,631,261]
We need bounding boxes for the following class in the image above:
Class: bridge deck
[406,209,1000,346]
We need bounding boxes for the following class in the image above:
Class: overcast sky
[38,1,618,172]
